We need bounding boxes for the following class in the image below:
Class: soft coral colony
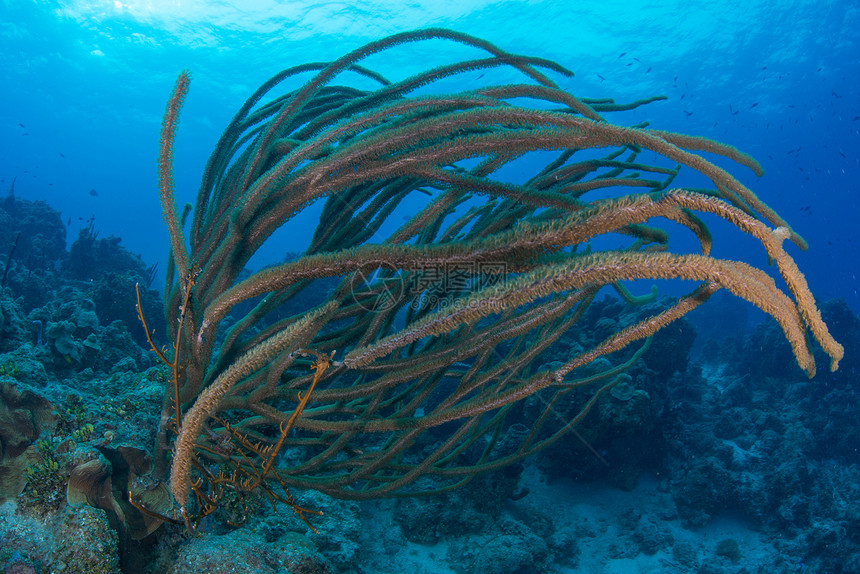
[129,28,842,531]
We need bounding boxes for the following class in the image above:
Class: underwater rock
[0,344,49,386]
[472,534,548,574]
[66,227,129,283]
[546,527,580,567]
[448,519,551,574]
[54,503,121,574]
[0,294,29,353]
[394,496,445,544]
[269,490,361,571]
[82,332,101,352]
[93,270,165,349]
[0,381,56,502]
[0,496,120,573]
[0,196,66,276]
[642,313,695,379]
[538,370,660,490]
[65,224,165,348]
[671,540,699,569]
[0,209,163,366]
[168,528,332,574]
[0,196,67,312]
[47,319,82,364]
[275,532,333,574]
[394,488,491,545]
[715,538,742,563]
[24,286,152,376]
[630,515,674,556]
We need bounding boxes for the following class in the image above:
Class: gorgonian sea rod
[134,28,842,531]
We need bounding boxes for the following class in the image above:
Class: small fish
[761,66,767,70]
[645,67,651,73]
[18,123,25,128]
[617,52,626,59]
[633,57,640,62]
[853,116,859,121]
[67,217,71,225]
[681,93,685,100]
[625,62,633,67]
[89,188,99,196]
[839,151,846,158]
[684,110,693,117]
[817,67,822,72]
[597,74,605,81]
[750,102,758,109]
[729,104,738,115]
[832,90,842,98]
[476,73,484,80]
[22,133,29,136]
[59,153,65,158]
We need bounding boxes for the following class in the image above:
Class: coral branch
[140,28,840,532]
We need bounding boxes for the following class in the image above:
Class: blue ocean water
[2,0,857,313]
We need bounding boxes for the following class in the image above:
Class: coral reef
[0,27,855,574]
[0,205,857,574]
[0,502,120,573]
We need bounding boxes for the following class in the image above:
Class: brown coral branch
[143,28,841,530]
